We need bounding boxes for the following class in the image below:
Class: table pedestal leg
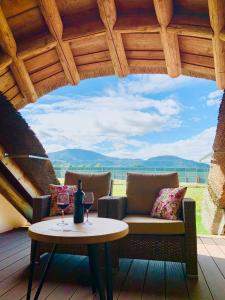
[26,240,37,300]
[105,243,113,300]
[88,244,106,300]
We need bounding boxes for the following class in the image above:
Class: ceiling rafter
[154,0,181,78]
[0,6,37,103]
[208,0,225,89]
[97,0,129,77]
[39,0,80,85]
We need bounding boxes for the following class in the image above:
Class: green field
[112,180,209,235]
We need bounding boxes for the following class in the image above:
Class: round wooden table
[26,217,129,300]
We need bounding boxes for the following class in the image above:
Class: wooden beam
[0,6,37,103]
[97,0,129,77]
[39,0,80,85]
[208,0,225,89]
[154,0,181,78]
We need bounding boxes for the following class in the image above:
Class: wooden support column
[208,0,225,89]
[154,0,181,78]
[39,0,80,85]
[0,6,37,103]
[97,0,129,77]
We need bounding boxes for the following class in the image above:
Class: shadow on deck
[1,229,225,299]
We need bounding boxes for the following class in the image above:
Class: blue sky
[21,74,222,161]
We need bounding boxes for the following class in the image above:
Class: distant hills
[48,148,209,169]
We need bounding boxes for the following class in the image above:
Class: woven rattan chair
[32,171,112,260]
[98,172,198,277]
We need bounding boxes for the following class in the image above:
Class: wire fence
[54,166,209,184]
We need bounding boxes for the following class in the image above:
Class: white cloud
[20,74,214,160]
[106,74,193,96]
[107,127,216,161]
[207,90,223,107]
[22,92,181,153]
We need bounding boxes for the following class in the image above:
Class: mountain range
[48,149,209,169]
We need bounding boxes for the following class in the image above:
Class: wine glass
[83,192,94,225]
[57,192,70,226]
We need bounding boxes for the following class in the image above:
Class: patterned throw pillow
[49,184,77,216]
[151,187,187,220]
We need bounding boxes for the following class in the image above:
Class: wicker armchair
[32,171,112,260]
[98,172,198,277]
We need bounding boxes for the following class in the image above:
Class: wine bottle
[74,179,84,223]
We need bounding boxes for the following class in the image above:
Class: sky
[20,74,223,161]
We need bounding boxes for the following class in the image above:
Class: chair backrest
[126,172,179,214]
[64,171,112,210]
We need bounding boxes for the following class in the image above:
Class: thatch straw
[0,92,59,194]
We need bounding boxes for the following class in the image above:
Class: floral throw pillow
[49,184,77,216]
[151,187,187,220]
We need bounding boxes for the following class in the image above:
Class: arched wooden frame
[0,0,224,110]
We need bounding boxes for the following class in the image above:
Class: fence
[53,166,209,184]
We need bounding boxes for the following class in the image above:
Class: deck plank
[198,239,225,300]
[1,229,225,300]
[142,260,165,300]
[165,262,189,300]
[118,259,148,300]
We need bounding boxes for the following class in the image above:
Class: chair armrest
[98,196,127,220]
[32,195,51,223]
[182,198,196,224]
[182,197,198,276]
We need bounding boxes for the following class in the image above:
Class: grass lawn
[113,180,209,235]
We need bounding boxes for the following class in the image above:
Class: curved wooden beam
[97,0,129,77]
[0,6,37,103]
[39,0,80,85]
[154,0,181,78]
[208,0,225,89]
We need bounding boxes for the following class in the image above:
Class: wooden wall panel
[34,71,68,97]
[0,70,16,94]
[74,51,111,66]
[56,0,97,16]
[116,0,155,15]
[70,35,108,56]
[181,53,214,68]
[179,36,213,56]
[6,7,49,42]
[1,0,38,18]
[122,33,163,50]
[126,50,164,60]
[79,61,114,79]
[24,49,59,74]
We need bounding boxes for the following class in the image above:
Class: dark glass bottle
[74,179,84,223]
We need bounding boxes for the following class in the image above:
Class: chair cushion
[42,211,98,221]
[122,214,185,235]
[126,172,179,214]
[151,187,187,220]
[64,171,111,210]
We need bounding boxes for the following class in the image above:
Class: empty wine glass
[83,192,94,225]
[57,192,70,226]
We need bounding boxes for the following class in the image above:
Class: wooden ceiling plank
[97,0,129,77]
[208,0,225,89]
[39,0,80,85]
[0,6,37,103]
[0,54,12,72]
[154,0,181,78]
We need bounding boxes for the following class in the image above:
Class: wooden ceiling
[0,0,224,109]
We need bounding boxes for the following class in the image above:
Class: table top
[28,217,129,245]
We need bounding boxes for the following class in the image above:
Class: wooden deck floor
[1,229,225,300]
